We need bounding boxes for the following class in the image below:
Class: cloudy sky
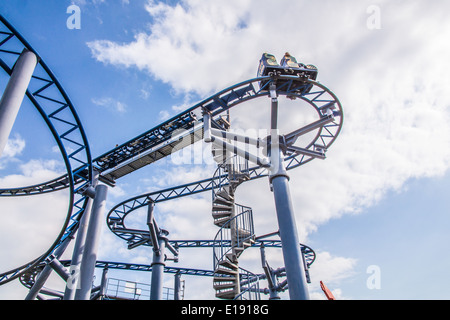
[1,0,450,300]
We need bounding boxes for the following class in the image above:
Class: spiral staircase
[210,141,258,299]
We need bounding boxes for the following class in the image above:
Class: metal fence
[104,278,184,300]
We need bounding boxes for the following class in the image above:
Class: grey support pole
[99,267,109,300]
[0,49,38,157]
[150,230,168,300]
[74,184,108,300]
[270,165,310,300]
[64,173,99,300]
[63,195,94,299]
[260,245,280,300]
[174,272,181,300]
[268,85,310,300]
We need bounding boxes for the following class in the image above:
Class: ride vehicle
[257,52,317,95]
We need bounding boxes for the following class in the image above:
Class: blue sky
[1,0,450,300]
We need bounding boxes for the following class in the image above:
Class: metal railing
[213,205,255,271]
[104,278,184,300]
[211,154,249,200]
[234,267,261,300]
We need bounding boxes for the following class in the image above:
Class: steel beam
[0,49,38,157]
[174,273,182,300]
[74,184,108,300]
[64,173,99,300]
[268,93,310,300]
[150,230,168,300]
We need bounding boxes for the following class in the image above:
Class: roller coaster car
[257,52,318,95]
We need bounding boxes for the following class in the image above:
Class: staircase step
[237,239,252,248]
[215,266,238,276]
[212,211,232,219]
[237,228,251,237]
[213,155,226,164]
[215,289,237,300]
[215,189,233,201]
[214,284,236,292]
[213,218,232,228]
[213,197,234,206]
[212,204,233,211]
[225,253,238,263]
[233,247,244,257]
[212,146,228,163]
[213,275,237,284]
[218,258,238,270]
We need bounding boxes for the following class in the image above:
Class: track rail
[106,77,342,246]
[0,15,93,285]
[0,15,342,299]
[0,73,342,195]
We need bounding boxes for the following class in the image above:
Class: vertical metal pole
[268,84,310,300]
[150,230,168,300]
[99,268,109,300]
[260,245,280,300]
[74,184,108,300]
[0,49,38,157]
[270,169,310,300]
[64,172,99,300]
[63,196,94,299]
[174,272,181,300]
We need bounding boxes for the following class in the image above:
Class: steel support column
[0,49,38,157]
[270,168,310,300]
[64,173,99,300]
[99,267,109,300]
[150,230,168,300]
[260,245,280,300]
[268,85,310,300]
[174,272,181,300]
[74,184,108,300]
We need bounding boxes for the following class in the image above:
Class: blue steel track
[0,14,343,299]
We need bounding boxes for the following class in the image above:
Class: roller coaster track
[0,15,342,299]
[0,71,342,195]
[0,15,93,284]
[105,74,342,299]
[18,238,316,300]
[18,239,315,283]
[105,75,342,239]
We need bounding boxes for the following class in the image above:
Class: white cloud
[2,0,443,300]
[0,159,65,188]
[2,135,25,158]
[87,0,258,96]
[307,251,357,300]
[310,251,357,285]
[85,0,450,297]
[0,159,70,299]
[91,97,127,113]
[0,135,26,170]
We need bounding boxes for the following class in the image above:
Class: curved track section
[106,76,342,244]
[19,247,315,300]
[0,15,341,297]
[104,75,340,299]
[0,15,93,284]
